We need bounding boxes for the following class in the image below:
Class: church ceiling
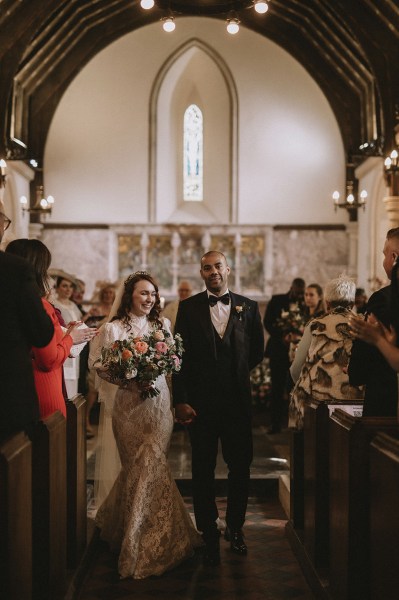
[0,0,398,164]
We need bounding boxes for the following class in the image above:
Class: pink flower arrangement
[98,327,184,399]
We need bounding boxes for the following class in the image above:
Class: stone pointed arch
[148,38,238,224]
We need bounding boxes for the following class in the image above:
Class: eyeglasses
[0,212,11,231]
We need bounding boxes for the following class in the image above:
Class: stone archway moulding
[148,37,239,224]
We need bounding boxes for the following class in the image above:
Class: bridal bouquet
[99,328,184,399]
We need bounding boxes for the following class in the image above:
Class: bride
[89,271,202,579]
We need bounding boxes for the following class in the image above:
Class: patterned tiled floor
[78,497,314,599]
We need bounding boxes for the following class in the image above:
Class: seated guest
[289,275,364,430]
[6,239,97,420]
[0,203,54,442]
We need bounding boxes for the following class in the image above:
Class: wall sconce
[0,159,7,188]
[226,14,240,35]
[20,185,55,218]
[384,148,399,196]
[162,15,175,32]
[332,163,367,222]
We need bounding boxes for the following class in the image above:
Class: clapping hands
[349,313,396,347]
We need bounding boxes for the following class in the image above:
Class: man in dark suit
[263,278,305,433]
[173,251,264,566]
[0,202,54,442]
[349,228,399,416]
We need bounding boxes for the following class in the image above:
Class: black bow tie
[208,293,230,307]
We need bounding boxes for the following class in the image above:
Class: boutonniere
[235,302,250,321]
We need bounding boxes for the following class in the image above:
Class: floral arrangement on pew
[98,328,184,399]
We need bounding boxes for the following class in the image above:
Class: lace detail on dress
[94,316,202,579]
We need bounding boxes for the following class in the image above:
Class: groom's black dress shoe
[203,539,220,566]
[224,527,247,555]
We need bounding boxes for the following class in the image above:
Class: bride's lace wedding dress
[90,314,202,579]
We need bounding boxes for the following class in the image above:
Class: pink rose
[155,341,168,354]
[172,354,181,366]
[135,341,149,354]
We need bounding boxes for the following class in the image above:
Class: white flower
[125,368,137,379]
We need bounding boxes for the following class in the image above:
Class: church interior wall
[44,17,346,227]
[11,17,371,300]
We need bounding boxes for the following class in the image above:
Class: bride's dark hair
[113,272,162,331]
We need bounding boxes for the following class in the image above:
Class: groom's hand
[175,403,197,425]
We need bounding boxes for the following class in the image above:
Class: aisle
[78,496,314,600]
[81,424,314,599]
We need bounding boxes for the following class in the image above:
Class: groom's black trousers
[188,400,253,541]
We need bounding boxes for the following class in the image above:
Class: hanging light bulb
[254,1,269,14]
[140,0,154,8]
[162,16,175,32]
[226,17,240,35]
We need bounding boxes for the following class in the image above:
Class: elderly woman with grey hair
[288,275,364,430]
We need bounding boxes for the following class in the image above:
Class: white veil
[91,278,125,511]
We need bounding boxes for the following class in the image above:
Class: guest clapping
[0,206,54,441]
[6,239,97,420]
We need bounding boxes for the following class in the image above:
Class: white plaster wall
[45,17,346,226]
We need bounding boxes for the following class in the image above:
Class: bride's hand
[175,403,197,425]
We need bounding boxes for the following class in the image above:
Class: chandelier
[140,1,271,34]
[332,162,367,222]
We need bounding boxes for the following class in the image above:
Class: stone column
[383,196,399,229]
[345,222,358,279]
[28,222,44,239]
[171,231,181,293]
[234,232,242,292]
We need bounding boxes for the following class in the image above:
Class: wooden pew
[31,411,67,600]
[369,431,399,600]
[289,429,304,532]
[329,411,398,600]
[0,432,32,600]
[303,400,363,571]
[66,394,87,569]
[303,399,330,570]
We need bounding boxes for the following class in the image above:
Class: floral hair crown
[124,271,151,286]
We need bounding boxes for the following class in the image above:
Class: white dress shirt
[207,290,231,338]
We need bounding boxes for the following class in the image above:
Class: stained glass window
[183,104,203,201]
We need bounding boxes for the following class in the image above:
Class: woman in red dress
[6,239,97,419]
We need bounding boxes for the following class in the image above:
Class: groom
[173,251,264,566]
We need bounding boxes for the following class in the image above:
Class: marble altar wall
[42,225,349,302]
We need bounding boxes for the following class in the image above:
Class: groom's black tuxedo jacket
[0,251,54,442]
[172,290,264,414]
